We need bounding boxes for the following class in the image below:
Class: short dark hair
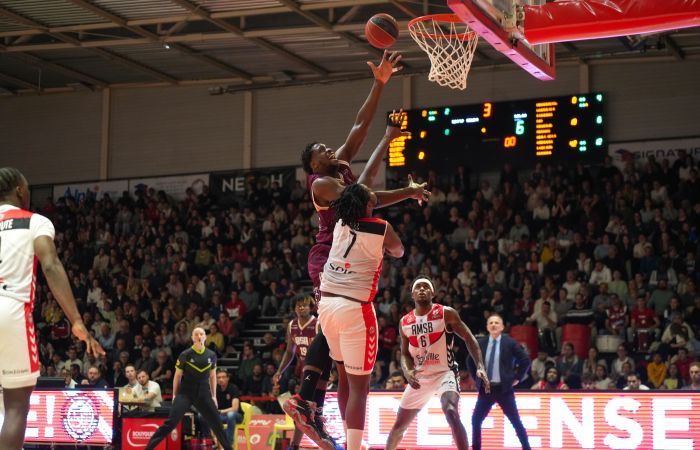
[0,167,23,199]
[301,142,319,174]
[487,313,504,323]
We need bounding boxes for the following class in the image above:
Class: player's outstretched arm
[34,235,105,358]
[374,175,430,208]
[336,50,402,164]
[274,323,295,384]
[383,222,404,258]
[444,307,490,392]
[399,329,420,389]
[357,111,409,188]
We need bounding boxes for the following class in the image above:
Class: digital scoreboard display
[387,93,605,175]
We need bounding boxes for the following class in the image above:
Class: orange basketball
[365,13,399,49]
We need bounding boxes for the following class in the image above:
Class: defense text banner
[53,180,129,202]
[304,391,700,450]
[0,389,115,445]
[210,167,296,206]
[608,136,700,170]
[129,173,210,201]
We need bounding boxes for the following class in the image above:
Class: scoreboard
[387,93,605,174]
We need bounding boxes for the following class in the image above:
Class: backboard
[448,0,556,80]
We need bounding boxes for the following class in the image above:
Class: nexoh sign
[316,392,699,450]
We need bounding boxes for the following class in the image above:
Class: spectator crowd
[32,150,700,414]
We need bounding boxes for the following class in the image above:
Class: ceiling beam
[4,53,107,87]
[67,0,252,82]
[168,0,329,76]
[0,0,394,38]
[276,0,385,59]
[388,0,418,18]
[0,21,418,52]
[0,71,38,90]
[0,5,177,85]
[663,34,685,60]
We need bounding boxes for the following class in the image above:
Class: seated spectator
[581,373,596,390]
[589,261,612,286]
[659,313,695,357]
[646,352,668,389]
[623,372,650,391]
[81,366,109,389]
[593,364,613,390]
[242,363,265,396]
[384,372,406,390]
[681,362,700,390]
[531,367,568,390]
[528,301,557,353]
[151,351,174,392]
[205,323,225,354]
[556,342,582,386]
[564,293,594,327]
[581,347,607,379]
[136,370,162,412]
[61,368,77,389]
[671,348,694,384]
[629,296,661,351]
[606,294,629,338]
[662,363,684,390]
[611,345,635,379]
[135,346,157,375]
[200,370,242,444]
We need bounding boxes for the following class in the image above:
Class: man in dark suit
[467,314,532,450]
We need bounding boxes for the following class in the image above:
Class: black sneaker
[313,413,343,450]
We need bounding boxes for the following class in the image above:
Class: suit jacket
[467,334,531,390]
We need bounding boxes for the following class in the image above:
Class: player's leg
[0,386,34,450]
[471,391,497,450]
[335,360,349,432]
[194,394,233,450]
[299,329,330,406]
[145,395,193,450]
[385,407,420,450]
[341,301,377,450]
[441,391,468,450]
[290,427,304,449]
[496,391,531,450]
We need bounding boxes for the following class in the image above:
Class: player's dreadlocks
[0,167,23,200]
[331,183,369,230]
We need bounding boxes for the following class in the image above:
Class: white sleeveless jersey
[320,218,386,302]
[400,304,457,376]
[0,205,55,304]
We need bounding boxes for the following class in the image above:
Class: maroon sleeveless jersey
[307,161,357,245]
[289,316,319,361]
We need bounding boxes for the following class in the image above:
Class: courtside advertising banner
[53,180,129,202]
[0,389,115,445]
[129,173,210,201]
[608,137,700,170]
[308,391,700,450]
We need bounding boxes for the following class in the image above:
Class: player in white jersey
[318,183,403,450]
[385,276,490,450]
[0,167,104,450]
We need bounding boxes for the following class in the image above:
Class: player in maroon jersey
[274,295,319,450]
[285,51,429,450]
[0,167,104,450]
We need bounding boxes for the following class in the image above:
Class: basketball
[365,13,399,49]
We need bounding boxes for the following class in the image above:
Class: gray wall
[0,91,101,184]
[1,58,699,185]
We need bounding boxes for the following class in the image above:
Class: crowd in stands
[32,150,700,414]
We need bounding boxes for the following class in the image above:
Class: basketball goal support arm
[522,0,700,45]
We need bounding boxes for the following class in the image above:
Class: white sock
[347,429,363,450]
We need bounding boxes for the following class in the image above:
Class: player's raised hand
[407,174,431,206]
[72,321,105,358]
[406,368,422,389]
[387,109,410,141]
[368,50,403,85]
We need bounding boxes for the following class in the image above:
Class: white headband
[412,277,434,292]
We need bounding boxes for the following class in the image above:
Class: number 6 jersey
[400,303,458,377]
[320,218,386,302]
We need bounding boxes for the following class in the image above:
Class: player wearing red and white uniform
[286,50,428,450]
[0,167,103,450]
[385,276,489,450]
[317,183,404,450]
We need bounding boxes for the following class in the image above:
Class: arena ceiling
[0,0,699,95]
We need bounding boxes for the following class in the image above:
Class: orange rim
[407,13,476,40]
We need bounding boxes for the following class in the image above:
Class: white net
[408,15,480,90]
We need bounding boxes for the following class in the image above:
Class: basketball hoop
[408,14,479,90]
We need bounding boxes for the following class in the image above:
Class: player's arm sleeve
[31,214,55,240]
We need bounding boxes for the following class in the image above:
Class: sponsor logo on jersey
[411,322,434,335]
[416,352,441,366]
[328,263,356,274]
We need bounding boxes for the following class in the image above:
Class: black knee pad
[305,330,331,371]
